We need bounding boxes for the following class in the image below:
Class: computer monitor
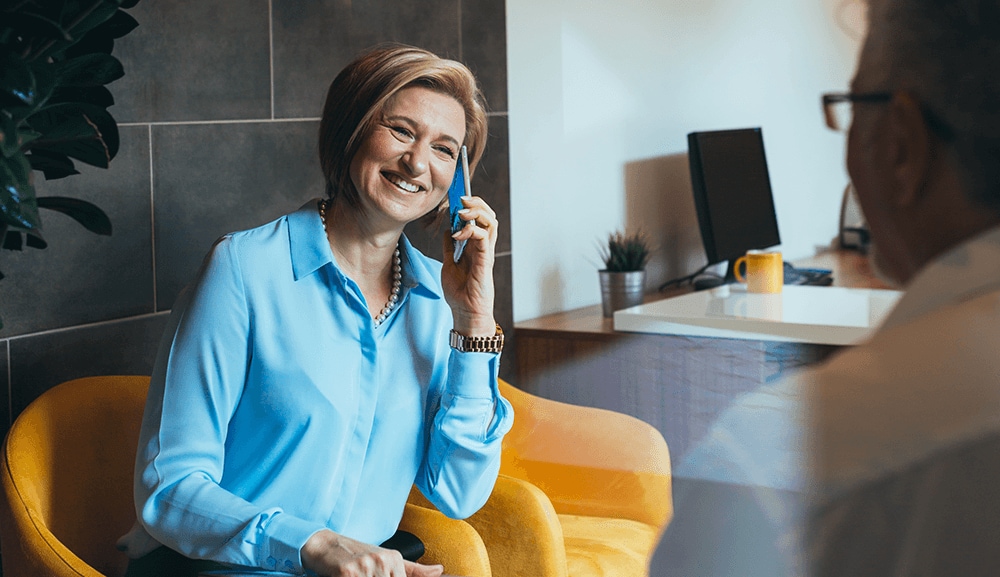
[687,127,781,277]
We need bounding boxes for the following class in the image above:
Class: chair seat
[559,514,659,577]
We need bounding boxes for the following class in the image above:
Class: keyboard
[783,263,834,286]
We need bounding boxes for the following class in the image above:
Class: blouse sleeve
[133,236,323,572]
[415,348,514,518]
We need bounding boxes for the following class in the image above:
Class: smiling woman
[347,87,466,229]
[116,44,512,577]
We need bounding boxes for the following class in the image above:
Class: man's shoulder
[809,287,1000,501]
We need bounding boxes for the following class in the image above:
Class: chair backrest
[497,379,673,528]
[0,375,150,577]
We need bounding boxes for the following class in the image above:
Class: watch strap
[449,324,504,353]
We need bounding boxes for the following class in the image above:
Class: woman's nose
[402,146,429,176]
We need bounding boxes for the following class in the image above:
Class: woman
[117,44,513,577]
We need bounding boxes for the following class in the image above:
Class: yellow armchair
[0,376,491,577]
[472,380,673,577]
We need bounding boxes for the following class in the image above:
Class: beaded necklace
[319,199,402,328]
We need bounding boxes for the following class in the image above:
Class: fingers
[404,560,445,577]
[302,529,413,577]
[451,196,498,244]
[339,549,408,577]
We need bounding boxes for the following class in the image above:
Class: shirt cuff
[447,348,501,399]
[259,513,327,574]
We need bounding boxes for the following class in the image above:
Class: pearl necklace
[319,199,402,328]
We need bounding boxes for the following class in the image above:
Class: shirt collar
[397,234,444,300]
[287,198,443,300]
[288,199,331,281]
[881,224,1000,330]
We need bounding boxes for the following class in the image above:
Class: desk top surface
[613,283,901,345]
[515,250,898,341]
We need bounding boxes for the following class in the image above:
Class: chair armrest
[463,474,567,577]
[1,442,105,577]
[398,503,491,577]
[499,380,673,528]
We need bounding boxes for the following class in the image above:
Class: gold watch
[449,324,504,353]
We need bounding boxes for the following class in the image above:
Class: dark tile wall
[0,0,512,440]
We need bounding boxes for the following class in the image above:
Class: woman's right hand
[301,529,445,577]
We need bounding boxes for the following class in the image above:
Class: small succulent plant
[599,230,651,272]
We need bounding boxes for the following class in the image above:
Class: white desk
[614,284,903,346]
[516,251,897,467]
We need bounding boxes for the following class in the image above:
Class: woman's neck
[323,197,402,287]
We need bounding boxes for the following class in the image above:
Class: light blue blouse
[118,199,513,573]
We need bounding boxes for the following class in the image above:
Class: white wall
[508,0,866,321]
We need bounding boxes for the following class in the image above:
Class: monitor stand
[692,260,738,291]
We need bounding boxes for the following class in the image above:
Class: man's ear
[886,91,933,208]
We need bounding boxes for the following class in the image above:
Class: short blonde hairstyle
[318,44,490,210]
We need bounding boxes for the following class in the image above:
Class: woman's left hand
[441,195,498,337]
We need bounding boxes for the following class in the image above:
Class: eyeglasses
[821,91,955,140]
[821,92,892,132]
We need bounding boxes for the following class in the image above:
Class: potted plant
[0,0,141,327]
[598,230,651,318]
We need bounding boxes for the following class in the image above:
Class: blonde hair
[318,44,489,210]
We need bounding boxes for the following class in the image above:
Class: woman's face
[349,86,466,227]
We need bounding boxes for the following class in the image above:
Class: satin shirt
[118,200,513,573]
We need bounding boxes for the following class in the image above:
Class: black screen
[687,128,781,265]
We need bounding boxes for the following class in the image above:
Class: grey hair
[863,0,1000,212]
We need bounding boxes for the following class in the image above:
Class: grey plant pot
[599,269,646,318]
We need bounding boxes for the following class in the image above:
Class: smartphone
[447,145,472,263]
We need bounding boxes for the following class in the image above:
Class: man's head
[847,0,1000,286]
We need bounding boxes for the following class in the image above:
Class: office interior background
[0,0,865,440]
[509,0,864,320]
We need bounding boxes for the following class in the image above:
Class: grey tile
[0,126,154,337]
[111,0,271,122]
[272,0,462,119]
[8,313,170,419]
[461,0,508,112]
[0,340,9,442]
[494,254,515,384]
[474,115,510,254]
[153,120,324,310]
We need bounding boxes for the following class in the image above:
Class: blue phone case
[448,146,471,262]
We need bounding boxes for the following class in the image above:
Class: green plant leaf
[0,51,37,107]
[96,8,139,40]
[1,227,48,251]
[65,9,139,57]
[25,102,118,167]
[0,112,28,158]
[26,229,47,248]
[56,53,124,87]
[0,153,42,230]
[34,1,121,60]
[0,11,73,44]
[38,196,111,235]
[2,229,23,251]
[26,150,79,179]
[49,85,115,108]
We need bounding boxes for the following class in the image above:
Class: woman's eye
[390,126,413,140]
[435,145,457,159]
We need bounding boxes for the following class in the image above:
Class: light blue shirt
[118,199,513,573]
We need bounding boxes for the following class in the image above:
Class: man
[807,0,1000,573]
[650,0,1000,574]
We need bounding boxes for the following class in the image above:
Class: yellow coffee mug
[734,250,783,293]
